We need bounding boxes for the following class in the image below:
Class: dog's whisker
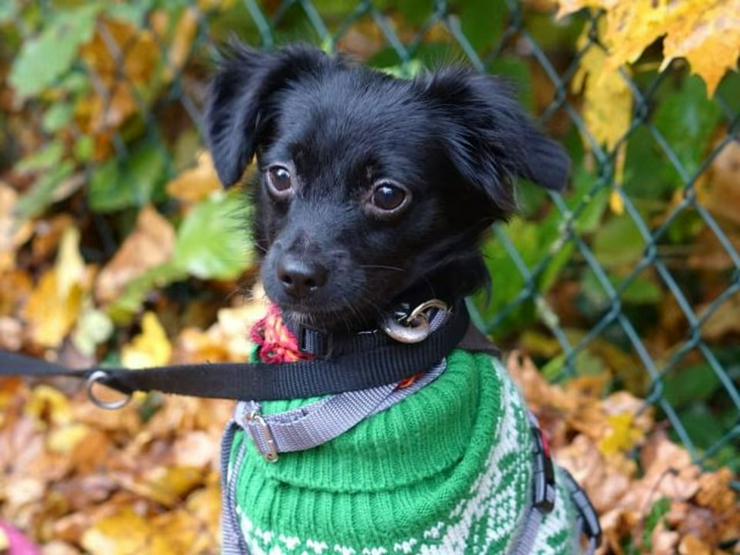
[359,264,406,273]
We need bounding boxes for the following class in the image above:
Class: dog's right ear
[418,68,570,215]
[206,43,329,187]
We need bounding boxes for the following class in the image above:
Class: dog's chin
[272,298,385,332]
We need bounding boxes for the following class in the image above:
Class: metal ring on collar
[381,299,450,344]
[407,299,450,326]
[86,370,132,411]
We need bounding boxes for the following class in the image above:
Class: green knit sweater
[227,350,580,554]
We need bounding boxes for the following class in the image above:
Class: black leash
[0,301,470,403]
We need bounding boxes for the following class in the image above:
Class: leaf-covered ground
[1,342,738,553]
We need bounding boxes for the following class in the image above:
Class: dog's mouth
[277,300,386,332]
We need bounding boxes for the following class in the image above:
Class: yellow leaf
[572,27,633,151]
[81,508,153,555]
[47,423,91,454]
[150,511,201,554]
[24,227,87,348]
[26,384,73,427]
[121,311,172,368]
[557,0,740,96]
[572,24,632,204]
[556,0,608,18]
[197,0,237,10]
[129,466,204,507]
[598,412,644,456]
[661,0,740,95]
[165,151,221,203]
[609,191,624,215]
[56,226,86,296]
[173,296,267,363]
[24,271,84,348]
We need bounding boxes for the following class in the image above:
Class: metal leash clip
[381,299,449,344]
[86,370,133,411]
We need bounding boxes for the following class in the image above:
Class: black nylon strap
[0,302,470,402]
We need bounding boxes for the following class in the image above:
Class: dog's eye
[266,166,293,197]
[369,181,409,213]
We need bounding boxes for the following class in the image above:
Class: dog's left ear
[419,69,570,213]
[206,43,330,187]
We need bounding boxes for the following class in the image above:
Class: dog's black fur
[206,43,569,331]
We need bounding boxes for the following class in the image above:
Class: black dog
[207,43,568,331]
[206,44,599,555]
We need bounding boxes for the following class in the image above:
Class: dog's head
[206,43,568,330]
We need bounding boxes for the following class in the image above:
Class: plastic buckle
[529,413,556,513]
[299,326,333,358]
[562,470,602,548]
[245,409,279,463]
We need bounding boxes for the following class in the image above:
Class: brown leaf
[0,183,33,273]
[0,268,33,318]
[95,206,175,304]
[678,534,712,555]
[699,140,740,227]
[172,431,217,468]
[165,152,221,204]
[77,19,161,148]
[165,7,199,80]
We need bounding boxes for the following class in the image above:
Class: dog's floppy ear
[206,43,329,187]
[420,68,570,213]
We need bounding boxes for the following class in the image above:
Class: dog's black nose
[277,254,328,298]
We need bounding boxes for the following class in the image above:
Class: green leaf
[10,4,101,98]
[89,140,168,212]
[105,0,153,25]
[107,262,187,324]
[583,271,663,309]
[643,498,671,551]
[593,215,645,267]
[654,76,722,179]
[474,214,575,339]
[16,161,75,219]
[663,363,722,409]
[16,141,65,173]
[74,136,95,162]
[42,102,74,133]
[380,59,425,80]
[447,0,506,53]
[488,57,534,111]
[174,193,253,280]
[569,169,610,234]
[0,1,17,23]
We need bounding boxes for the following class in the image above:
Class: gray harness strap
[507,508,544,555]
[221,421,249,555]
[236,360,446,460]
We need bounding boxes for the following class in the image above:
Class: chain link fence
[2,0,738,481]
